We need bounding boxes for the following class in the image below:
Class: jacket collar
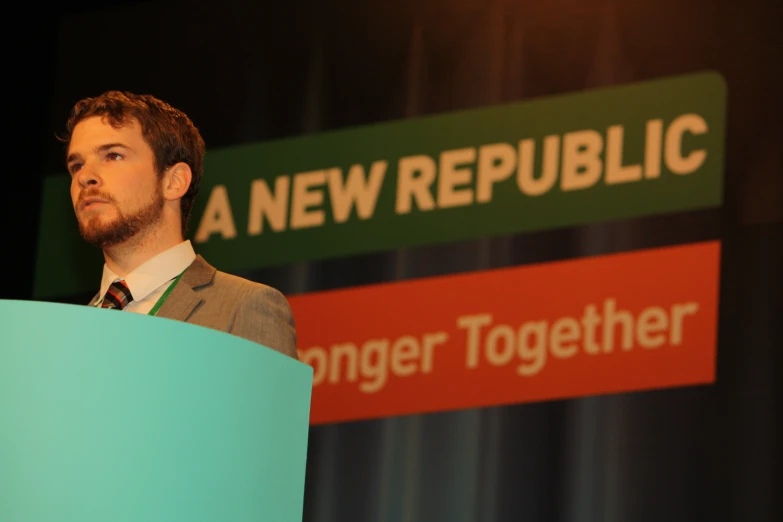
[154,255,216,321]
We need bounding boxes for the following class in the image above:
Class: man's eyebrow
[66,142,130,164]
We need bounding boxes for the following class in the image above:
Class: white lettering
[636,306,668,348]
[665,114,708,175]
[602,298,634,352]
[396,155,436,214]
[485,324,516,366]
[457,313,493,369]
[669,302,699,345]
[290,170,326,229]
[605,125,643,184]
[476,143,515,203]
[517,321,547,376]
[517,135,560,196]
[438,147,476,208]
[327,161,387,223]
[194,185,237,243]
[420,332,448,373]
[359,338,390,393]
[550,317,580,358]
[561,129,603,191]
[644,119,664,179]
[247,176,290,235]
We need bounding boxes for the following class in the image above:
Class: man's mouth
[80,198,109,211]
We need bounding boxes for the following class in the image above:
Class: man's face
[67,116,165,248]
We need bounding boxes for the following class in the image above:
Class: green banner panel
[35,70,726,298]
[0,299,313,522]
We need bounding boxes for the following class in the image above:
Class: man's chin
[76,196,164,249]
[80,231,115,248]
[79,222,132,248]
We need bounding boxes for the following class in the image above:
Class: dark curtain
[9,0,780,520]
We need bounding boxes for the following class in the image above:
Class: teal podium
[0,299,313,522]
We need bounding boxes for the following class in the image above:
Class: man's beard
[78,189,166,248]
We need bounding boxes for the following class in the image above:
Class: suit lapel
[155,255,216,321]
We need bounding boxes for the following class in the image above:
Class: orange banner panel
[289,241,721,425]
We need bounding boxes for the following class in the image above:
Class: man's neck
[103,228,184,278]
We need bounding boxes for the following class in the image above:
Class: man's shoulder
[185,257,297,358]
[212,269,279,295]
[186,255,289,306]
[194,256,282,299]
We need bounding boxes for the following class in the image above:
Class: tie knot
[101,280,133,310]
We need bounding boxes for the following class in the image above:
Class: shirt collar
[98,240,197,304]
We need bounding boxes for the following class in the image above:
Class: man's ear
[162,162,193,201]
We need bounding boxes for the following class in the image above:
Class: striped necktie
[101,280,133,310]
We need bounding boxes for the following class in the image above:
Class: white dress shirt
[95,240,197,315]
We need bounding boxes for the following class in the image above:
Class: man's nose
[76,160,101,188]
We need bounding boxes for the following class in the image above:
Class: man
[61,90,297,360]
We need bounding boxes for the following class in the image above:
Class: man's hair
[59,90,206,238]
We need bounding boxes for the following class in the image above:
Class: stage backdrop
[25,0,782,521]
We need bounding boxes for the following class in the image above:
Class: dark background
[4,0,781,520]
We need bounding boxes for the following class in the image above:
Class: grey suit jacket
[91,256,298,359]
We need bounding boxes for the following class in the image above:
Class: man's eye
[68,163,82,175]
[107,152,123,161]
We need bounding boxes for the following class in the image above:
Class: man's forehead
[74,115,139,134]
[68,116,141,153]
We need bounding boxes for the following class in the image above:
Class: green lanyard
[147,271,185,317]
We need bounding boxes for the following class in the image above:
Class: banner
[35,71,726,299]
[290,241,721,425]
